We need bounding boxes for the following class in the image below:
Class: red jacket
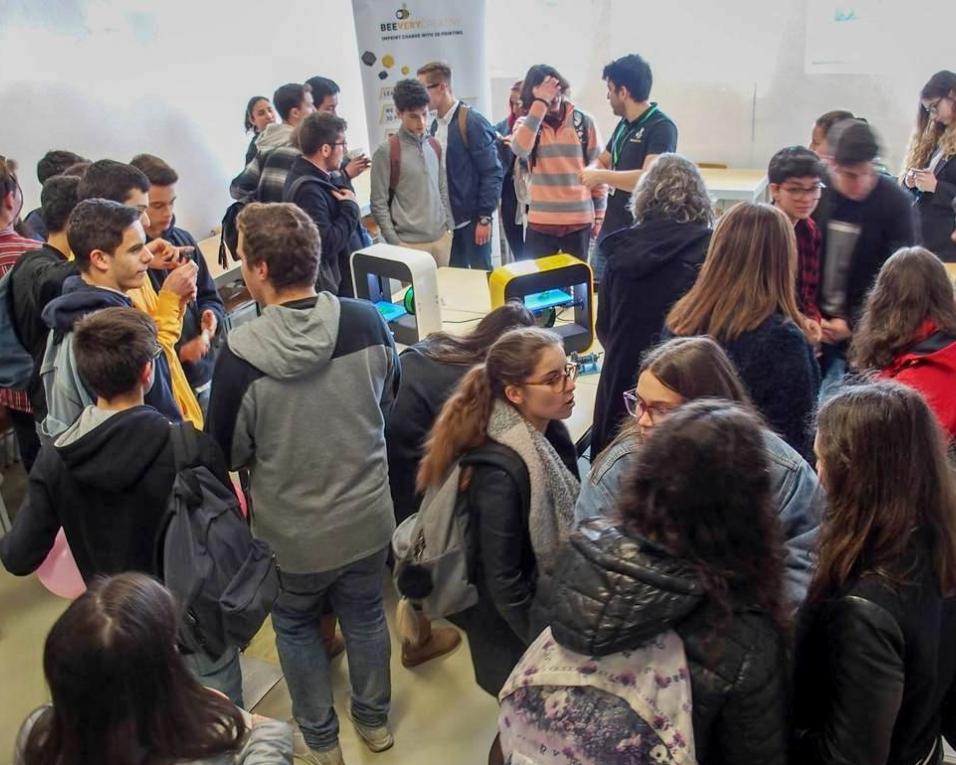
[881,320,956,439]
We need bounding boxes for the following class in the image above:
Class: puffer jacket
[549,519,789,765]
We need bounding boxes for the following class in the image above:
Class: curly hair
[903,70,956,172]
[630,153,713,226]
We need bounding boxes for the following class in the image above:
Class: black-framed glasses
[780,181,826,198]
[622,390,680,422]
[525,362,578,392]
[332,141,348,147]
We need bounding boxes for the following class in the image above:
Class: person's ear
[504,383,525,407]
[138,359,154,390]
[769,183,781,202]
[88,248,112,274]
[321,143,333,159]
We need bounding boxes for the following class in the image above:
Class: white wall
[2,0,953,237]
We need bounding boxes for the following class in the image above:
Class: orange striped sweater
[511,99,608,227]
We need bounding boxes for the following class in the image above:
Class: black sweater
[0,406,230,582]
[910,154,956,262]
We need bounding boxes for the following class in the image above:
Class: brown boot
[319,613,345,659]
[401,606,461,668]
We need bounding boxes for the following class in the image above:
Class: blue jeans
[182,646,244,708]
[272,547,391,752]
[818,344,848,404]
[450,221,492,270]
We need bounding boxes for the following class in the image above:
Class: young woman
[902,70,956,261]
[416,327,580,696]
[243,96,277,165]
[591,153,713,457]
[578,336,822,603]
[508,400,789,765]
[852,246,956,439]
[494,80,526,261]
[810,109,855,159]
[793,381,956,765]
[15,573,292,765]
[665,201,820,459]
[387,301,534,668]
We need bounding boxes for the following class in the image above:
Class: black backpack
[156,423,279,659]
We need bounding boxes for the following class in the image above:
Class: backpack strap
[572,109,589,165]
[457,102,470,149]
[461,442,531,512]
[170,421,203,472]
[388,134,401,203]
[427,137,442,163]
[285,175,322,202]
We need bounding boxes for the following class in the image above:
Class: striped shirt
[0,227,42,412]
[511,100,608,228]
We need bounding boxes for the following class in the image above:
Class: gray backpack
[157,423,279,660]
[392,444,529,619]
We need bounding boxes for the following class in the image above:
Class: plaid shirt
[0,227,42,412]
[229,145,301,204]
[794,217,822,322]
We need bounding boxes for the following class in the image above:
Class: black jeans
[522,225,590,261]
[499,178,524,261]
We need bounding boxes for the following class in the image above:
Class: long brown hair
[809,381,956,604]
[665,202,809,341]
[902,70,956,173]
[618,400,789,632]
[851,246,956,370]
[417,327,562,490]
[418,301,535,366]
[21,574,246,765]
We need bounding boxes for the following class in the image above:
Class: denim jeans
[182,645,244,708]
[450,221,493,270]
[818,344,848,404]
[272,547,391,752]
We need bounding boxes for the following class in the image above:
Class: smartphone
[346,147,368,161]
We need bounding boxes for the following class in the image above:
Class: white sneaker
[351,717,394,752]
[296,744,345,765]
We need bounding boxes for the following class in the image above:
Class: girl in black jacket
[902,71,956,261]
[793,381,956,765]
[416,327,581,697]
[536,400,790,765]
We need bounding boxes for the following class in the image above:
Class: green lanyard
[610,104,660,168]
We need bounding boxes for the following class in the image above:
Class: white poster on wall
[350,0,490,148]
[804,0,892,75]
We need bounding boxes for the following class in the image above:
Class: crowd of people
[1,50,956,765]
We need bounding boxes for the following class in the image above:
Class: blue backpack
[0,267,35,389]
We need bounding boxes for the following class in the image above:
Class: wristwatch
[478,216,492,225]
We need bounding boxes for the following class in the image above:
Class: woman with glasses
[590,153,713,459]
[902,70,956,261]
[665,202,820,459]
[577,336,822,604]
[416,327,580,697]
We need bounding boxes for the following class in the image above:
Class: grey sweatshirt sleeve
[234,719,293,764]
[370,143,400,245]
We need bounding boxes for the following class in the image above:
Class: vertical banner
[351,0,490,149]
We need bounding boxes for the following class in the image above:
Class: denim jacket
[575,428,822,605]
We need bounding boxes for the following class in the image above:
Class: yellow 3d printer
[488,253,594,352]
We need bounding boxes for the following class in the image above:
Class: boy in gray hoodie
[206,202,400,764]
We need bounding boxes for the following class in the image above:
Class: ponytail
[417,364,495,490]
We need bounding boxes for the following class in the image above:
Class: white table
[699,168,769,205]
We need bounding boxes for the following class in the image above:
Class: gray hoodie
[370,127,454,245]
[254,122,295,152]
[206,292,400,574]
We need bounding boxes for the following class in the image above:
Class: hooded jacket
[206,293,401,574]
[549,520,788,765]
[39,276,182,439]
[0,405,230,582]
[591,218,712,457]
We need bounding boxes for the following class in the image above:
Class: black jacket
[550,520,788,765]
[910,154,956,262]
[386,346,469,522]
[457,421,579,696]
[592,218,711,456]
[147,221,225,388]
[0,406,230,582]
[282,156,364,296]
[793,543,956,765]
[8,244,78,419]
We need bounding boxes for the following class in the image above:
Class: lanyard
[610,104,659,168]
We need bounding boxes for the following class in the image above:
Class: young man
[39,199,182,438]
[768,146,828,339]
[306,75,340,114]
[0,306,242,705]
[417,61,503,270]
[207,203,399,764]
[0,155,42,469]
[22,149,87,241]
[9,175,81,433]
[582,54,677,281]
[815,119,917,391]
[283,112,364,296]
[77,159,203,427]
[370,78,454,267]
[230,82,316,203]
[511,65,608,261]
[131,153,224,415]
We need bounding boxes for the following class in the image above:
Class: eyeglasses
[780,182,825,198]
[622,390,680,422]
[525,362,578,392]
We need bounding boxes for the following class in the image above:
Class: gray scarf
[486,399,580,574]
